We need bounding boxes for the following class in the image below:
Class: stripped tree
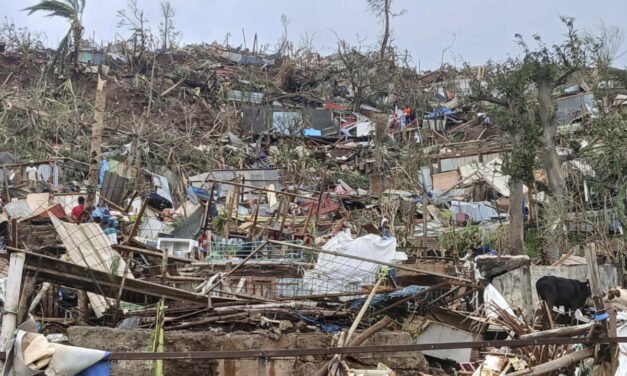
[366,0,404,60]
[516,17,588,262]
[473,60,539,255]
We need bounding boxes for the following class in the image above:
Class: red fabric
[325,101,348,111]
[71,204,85,223]
[198,233,208,249]
[404,107,411,117]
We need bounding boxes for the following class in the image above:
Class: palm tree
[23,0,86,69]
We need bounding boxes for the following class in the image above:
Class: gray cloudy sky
[3,0,627,69]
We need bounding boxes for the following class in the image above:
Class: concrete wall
[67,327,429,376]
[492,264,622,318]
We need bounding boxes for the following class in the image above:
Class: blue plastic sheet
[426,107,456,119]
[76,360,111,376]
[349,285,428,310]
[294,312,343,333]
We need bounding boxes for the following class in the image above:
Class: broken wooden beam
[507,347,594,376]
[518,322,597,340]
[6,248,235,306]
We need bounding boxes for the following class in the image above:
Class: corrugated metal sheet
[138,217,175,241]
[440,155,479,172]
[481,152,503,164]
[0,163,59,187]
[171,205,203,239]
[228,90,263,104]
[51,216,133,318]
[99,171,128,206]
[189,168,281,195]
[243,107,337,136]
[4,201,33,219]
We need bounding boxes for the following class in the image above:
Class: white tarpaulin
[484,284,516,319]
[2,330,109,376]
[299,231,403,295]
[616,311,627,376]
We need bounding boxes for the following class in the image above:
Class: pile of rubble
[0,36,625,376]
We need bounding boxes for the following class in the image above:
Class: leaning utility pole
[87,73,107,209]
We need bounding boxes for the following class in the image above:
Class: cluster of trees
[476,18,626,263]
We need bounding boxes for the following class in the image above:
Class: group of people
[70,196,119,245]
[390,106,418,130]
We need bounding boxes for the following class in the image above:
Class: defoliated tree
[159,1,180,51]
[366,0,404,60]
[515,18,588,262]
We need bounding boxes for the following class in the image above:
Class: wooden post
[315,278,384,376]
[585,244,604,312]
[123,198,149,244]
[87,74,107,209]
[114,251,133,323]
[0,252,26,355]
[610,308,618,373]
[77,291,89,323]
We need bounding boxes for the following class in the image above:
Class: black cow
[535,276,591,318]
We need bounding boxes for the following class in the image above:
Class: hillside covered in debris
[0,1,626,375]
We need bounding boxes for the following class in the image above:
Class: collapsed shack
[0,170,623,376]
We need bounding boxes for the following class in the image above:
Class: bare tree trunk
[73,24,82,68]
[87,75,107,209]
[538,82,565,197]
[508,178,524,255]
[537,81,566,263]
[380,0,390,60]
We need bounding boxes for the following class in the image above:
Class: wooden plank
[6,248,235,306]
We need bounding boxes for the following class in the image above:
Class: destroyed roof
[459,158,528,197]
[171,205,204,239]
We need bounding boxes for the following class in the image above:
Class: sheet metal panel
[99,171,128,206]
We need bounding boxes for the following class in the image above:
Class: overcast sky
[3,0,626,69]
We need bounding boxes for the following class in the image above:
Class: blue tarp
[426,107,456,119]
[189,186,211,201]
[303,128,322,137]
[349,285,428,310]
[294,312,343,333]
[76,354,112,376]
[98,160,109,186]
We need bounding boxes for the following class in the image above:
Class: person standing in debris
[104,218,118,245]
[482,114,491,128]
[381,218,391,239]
[71,196,87,224]
[414,131,422,145]
[198,231,208,260]
[25,161,39,190]
[404,106,411,127]
[340,127,350,141]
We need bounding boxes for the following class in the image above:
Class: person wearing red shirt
[71,196,86,224]
[197,231,208,259]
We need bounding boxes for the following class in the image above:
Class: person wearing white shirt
[24,161,39,190]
